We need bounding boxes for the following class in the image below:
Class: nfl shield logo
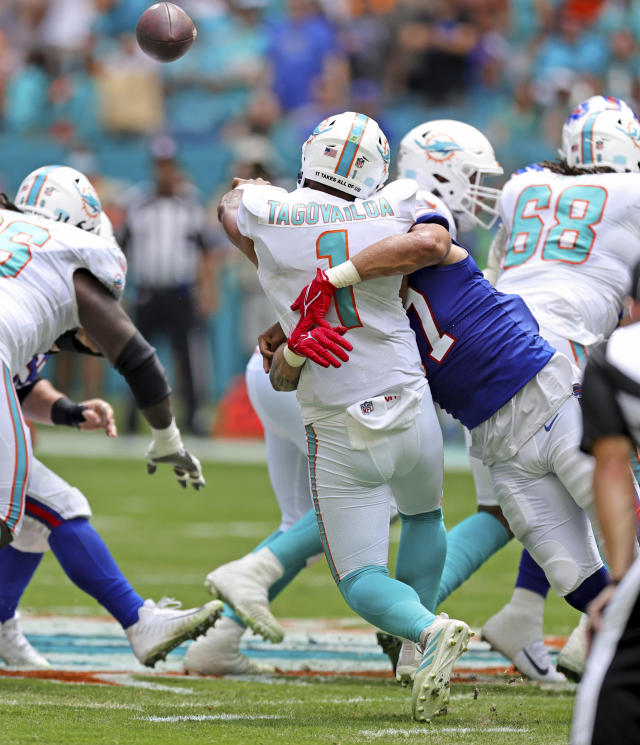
[355,156,367,168]
[360,400,374,415]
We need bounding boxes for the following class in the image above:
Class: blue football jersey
[406,252,555,429]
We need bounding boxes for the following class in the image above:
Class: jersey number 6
[0,217,50,279]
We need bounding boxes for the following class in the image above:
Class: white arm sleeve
[483,222,507,286]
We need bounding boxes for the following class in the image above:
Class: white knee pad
[12,458,92,553]
[532,539,581,596]
[12,516,50,553]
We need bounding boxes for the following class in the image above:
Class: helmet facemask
[397,120,502,231]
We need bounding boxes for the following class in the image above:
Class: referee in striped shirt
[120,137,214,435]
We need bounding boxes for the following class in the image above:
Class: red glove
[286,323,353,369]
[291,268,336,332]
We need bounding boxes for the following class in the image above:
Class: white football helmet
[300,111,390,199]
[397,120,503,231]
[15,165,102,232]
[561,97,640,172]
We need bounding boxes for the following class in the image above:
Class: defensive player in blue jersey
[283,191,611,685]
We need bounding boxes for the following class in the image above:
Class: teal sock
[396,508,446,611]
[436,511,510,607]
[339,565,434,642]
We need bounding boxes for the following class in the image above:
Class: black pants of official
[591,592,640,745]
[127,286,202,433]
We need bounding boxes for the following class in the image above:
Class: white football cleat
[482,603,566,683]
[204,548,285,643]
[396,638,421,685]
[411,616,471,722]
[184,615,276,676]
[0,613,51,669]
[125,597,223,668]
[557,614,588,682]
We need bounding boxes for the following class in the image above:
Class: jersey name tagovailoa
[265,197,395,226]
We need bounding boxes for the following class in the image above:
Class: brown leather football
[136,2,197,62]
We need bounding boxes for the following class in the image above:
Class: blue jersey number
[0,218,50,278]
[316,230,362,329]
[505,184,607,268]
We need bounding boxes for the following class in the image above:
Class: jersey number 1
[316,230,362,329]
[0,218,50,278]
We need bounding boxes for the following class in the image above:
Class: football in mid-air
[136,2,197,62]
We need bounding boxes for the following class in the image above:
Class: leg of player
[308,394,470,722]
[481,549,568,683]
[10,459,223,668]
[436,447,511,606]
[47,517,223,667]
[185,511,323,675]
[434,445,564,683]
[0,361,31,549]
[0,546,49,667]
[186,357,322,674]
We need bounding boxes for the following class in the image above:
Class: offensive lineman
[0,165,222,663]
[217,111,471,723]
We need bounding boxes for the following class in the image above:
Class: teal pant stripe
[335,113,369,177]
[570,340,587,369]
[2,363,28,530]
[305,424,340,583]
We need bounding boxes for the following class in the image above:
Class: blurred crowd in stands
[0,0,637,430]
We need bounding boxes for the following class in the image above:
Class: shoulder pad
[240,184,289,220]
[376,178,419,202]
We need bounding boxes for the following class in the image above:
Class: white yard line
[358,727,530,738]
[138,714,286,722]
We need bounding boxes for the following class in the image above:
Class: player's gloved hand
[286,323,352,369]
[146,418,205,490]
[291,268,337,332]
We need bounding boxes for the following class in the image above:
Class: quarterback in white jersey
[0,165,204,549]
[218,112,471,723]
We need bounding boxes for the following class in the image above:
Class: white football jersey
[416,189,457,241]
[496,168,640,345]
[0,208,126,373]
[237,179,426,417]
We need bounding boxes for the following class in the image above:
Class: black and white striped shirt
[120,192,208,289]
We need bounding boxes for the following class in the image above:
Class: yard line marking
[0,697,143,711]
[358,727,530,737]
[138,714,286,722]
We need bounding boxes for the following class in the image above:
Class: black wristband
[51,397,87,428]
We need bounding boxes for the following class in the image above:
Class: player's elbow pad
[114,331,172,409]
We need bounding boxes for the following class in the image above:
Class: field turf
[3,454,579,744]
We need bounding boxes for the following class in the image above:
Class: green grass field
[3,455,580,744]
